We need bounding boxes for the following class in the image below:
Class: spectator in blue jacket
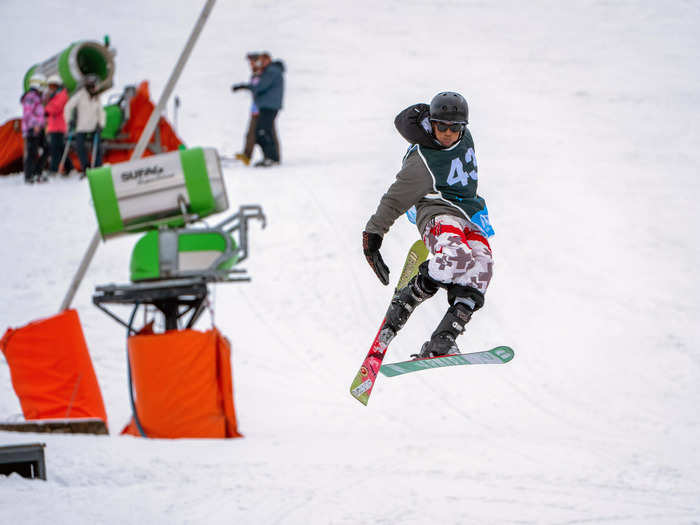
[232,52,285,167]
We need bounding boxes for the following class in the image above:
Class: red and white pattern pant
[422,215,494,295]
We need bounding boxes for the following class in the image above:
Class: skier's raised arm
[362,154,434,285]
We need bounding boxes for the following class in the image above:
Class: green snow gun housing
[24,39,116,94]
[129,207,266,283]
[87,147,266,284]
[87,147,228,238]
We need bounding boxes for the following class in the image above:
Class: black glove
[231,83,250,92]
[363,231,390,285]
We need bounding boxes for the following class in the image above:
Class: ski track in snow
[1,1,700,523]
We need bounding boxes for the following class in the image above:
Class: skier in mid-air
[362,92,495,358]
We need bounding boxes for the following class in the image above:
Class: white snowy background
[1,1,699,523]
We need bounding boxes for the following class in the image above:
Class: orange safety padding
[0,310,108,425]
[122,328,242,439]
[215,332,241,438]
[0,118,24,175]
[103,80,184,165]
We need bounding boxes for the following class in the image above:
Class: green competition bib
[417,130,494,237]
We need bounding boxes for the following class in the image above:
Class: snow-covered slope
[1,1,699,523]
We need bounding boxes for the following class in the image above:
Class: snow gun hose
[126,302,147,437]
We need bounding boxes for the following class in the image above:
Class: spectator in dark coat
[232,52,285,167]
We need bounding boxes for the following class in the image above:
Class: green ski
[380,346,514,377]
[395,239,429,291]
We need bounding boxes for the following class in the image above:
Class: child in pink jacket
[44,75,73,174]
[21,74,46,182]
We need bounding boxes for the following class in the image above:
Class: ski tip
[351,394,369,406]
[350,386,370,405]
[350,378,373,406]
[491,346,514,362]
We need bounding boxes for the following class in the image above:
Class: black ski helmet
[429,92,468,124]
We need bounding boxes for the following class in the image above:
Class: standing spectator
[63,74,105,176]
[233,52,262,166]
[232,52,284,167]
[43,74,73,175]
[20,73,46,183]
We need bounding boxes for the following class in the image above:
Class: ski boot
[254,158,279,167]
[384,272,439,335]
[414,302,474,358]
[234,152,250,165]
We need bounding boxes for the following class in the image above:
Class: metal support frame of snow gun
[92,204,266,333]
[93,278,209,334]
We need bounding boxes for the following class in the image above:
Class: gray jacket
[364,149,463,236]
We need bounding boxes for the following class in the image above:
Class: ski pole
[59,229,101,312]
[174,96,180,133]
[91,128,100,168]
[58,132,72,174]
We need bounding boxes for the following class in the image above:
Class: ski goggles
[431,120,465,132]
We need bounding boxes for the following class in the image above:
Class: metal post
[59,230,101,311]
[131,0,215,160]
[59,0,217,312]
[57,132,73,174]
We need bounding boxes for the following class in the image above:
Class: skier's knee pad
[417,261,441,296]
[447,283,485,311]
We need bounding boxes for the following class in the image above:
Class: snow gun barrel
[23,39,116,95]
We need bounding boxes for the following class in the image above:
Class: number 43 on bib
[447,147,477,186]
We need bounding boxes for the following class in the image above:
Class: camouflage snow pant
[422,215,494,295]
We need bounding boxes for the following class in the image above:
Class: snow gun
[23,37,116,95]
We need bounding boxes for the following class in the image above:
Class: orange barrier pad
[104,80,183,165]
[0,119,24,175]
[122,328,242,439]
[0,309,108,424]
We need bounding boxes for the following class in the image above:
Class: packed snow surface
[1,1,699,523]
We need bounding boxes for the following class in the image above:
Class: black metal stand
[0,443,47,480]
[92,277,218,334]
